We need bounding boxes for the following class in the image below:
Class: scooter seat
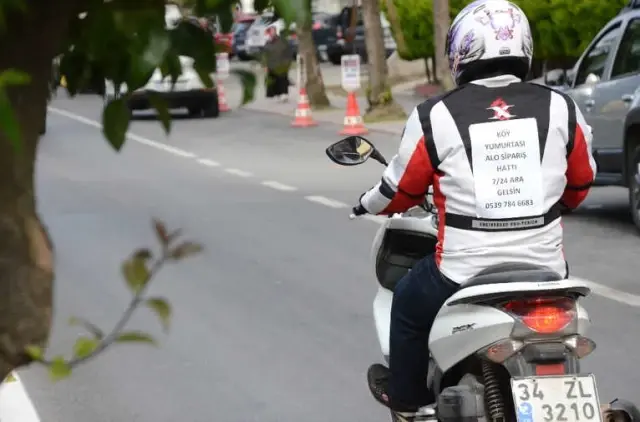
[461,262,562,289]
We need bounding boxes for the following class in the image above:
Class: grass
[363,102,407,123]
[323,74,422,97]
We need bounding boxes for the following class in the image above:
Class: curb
[243,104,403,136]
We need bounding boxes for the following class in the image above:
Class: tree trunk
[361,0,406,122]
[432,0,454,90]
[0,1,79,380]
[431,55,439,83]
[383,0,407,57]
[299,0,330,109]
[424,58,432,83]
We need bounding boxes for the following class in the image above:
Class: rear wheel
[628,145,640,233]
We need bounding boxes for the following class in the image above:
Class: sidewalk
[243,81,416,135]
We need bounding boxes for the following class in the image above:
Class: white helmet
[446,0,533,85]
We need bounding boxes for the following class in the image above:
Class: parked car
[104,9,219,118]
[543,0,640,231]
[326,6,396,65]
[312,12,340,62]
[232,15,257,61]
[104,55,219,118]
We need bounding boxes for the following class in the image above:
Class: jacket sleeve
[360,107,436,215]
[561,102,597,210]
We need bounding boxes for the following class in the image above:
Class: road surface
[7,89,640,421]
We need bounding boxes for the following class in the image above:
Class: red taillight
[503,297,575,334]
[535,363,565,375]
[312,22,322,30]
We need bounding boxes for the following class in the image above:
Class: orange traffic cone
[217,80,230,112]
[340,91,368,135]
[291,87,317,127]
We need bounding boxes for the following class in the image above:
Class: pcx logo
[488,97,515,120]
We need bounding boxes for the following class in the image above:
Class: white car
[103,4,219,118]
[104,56,219,118]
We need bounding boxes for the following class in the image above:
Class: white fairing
[371,214,438,359]
[370,211,593,375]
[430,278,593,373]
[373,286,393,359]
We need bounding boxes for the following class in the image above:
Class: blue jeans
[388,254,459,410]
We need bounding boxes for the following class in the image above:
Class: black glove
[352,204,368,216]
[352,190,370,216]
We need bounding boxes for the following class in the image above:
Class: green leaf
[194,63,214,89]
[231,69,257,105]
[0,91,22,151]
[72,337,99,359]
[170,241,203,260]
[148,93,171,134]
[49,356,72,381]
[142,29,171,70]
[68,316,105,339]
[0,69,30,88]
[102,98,131,151]
[121,256,150,293]
[24,345,44,361]
[115,331,157,345]
[146,297,171,332]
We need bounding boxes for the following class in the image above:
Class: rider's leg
[368,254,459,415]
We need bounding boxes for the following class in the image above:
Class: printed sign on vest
[469,118,544,219]
[341,54,360,92]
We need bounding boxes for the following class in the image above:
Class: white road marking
[128,133,195,157]
[48,107,195,158]
[224,168,252,177]
[0,372,41,421]
[574,277,640,307]
[304,196,348,208]
[197,158,221,167]
[49,106,640,310]
[261,181,297,191]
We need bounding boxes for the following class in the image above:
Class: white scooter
[326,136,640,422]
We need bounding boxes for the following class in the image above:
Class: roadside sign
[341,54,360,92]
[216,53,230,80]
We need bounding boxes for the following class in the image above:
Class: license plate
[511,375,602,422]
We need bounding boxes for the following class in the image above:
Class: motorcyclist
[355,1,597,420]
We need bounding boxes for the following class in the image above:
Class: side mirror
[326,136,376,166]
[585,73,600,85]
[326,136,390,166]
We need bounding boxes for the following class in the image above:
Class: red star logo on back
[488,98,515,120]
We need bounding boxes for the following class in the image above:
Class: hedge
[382,0,628,62]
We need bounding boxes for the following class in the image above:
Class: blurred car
[104,10,219,118]
[232,15,258,61]
[326,6,396,65]
[542,0,640,231]
[104,55,219,118]
[312,12,340,62]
